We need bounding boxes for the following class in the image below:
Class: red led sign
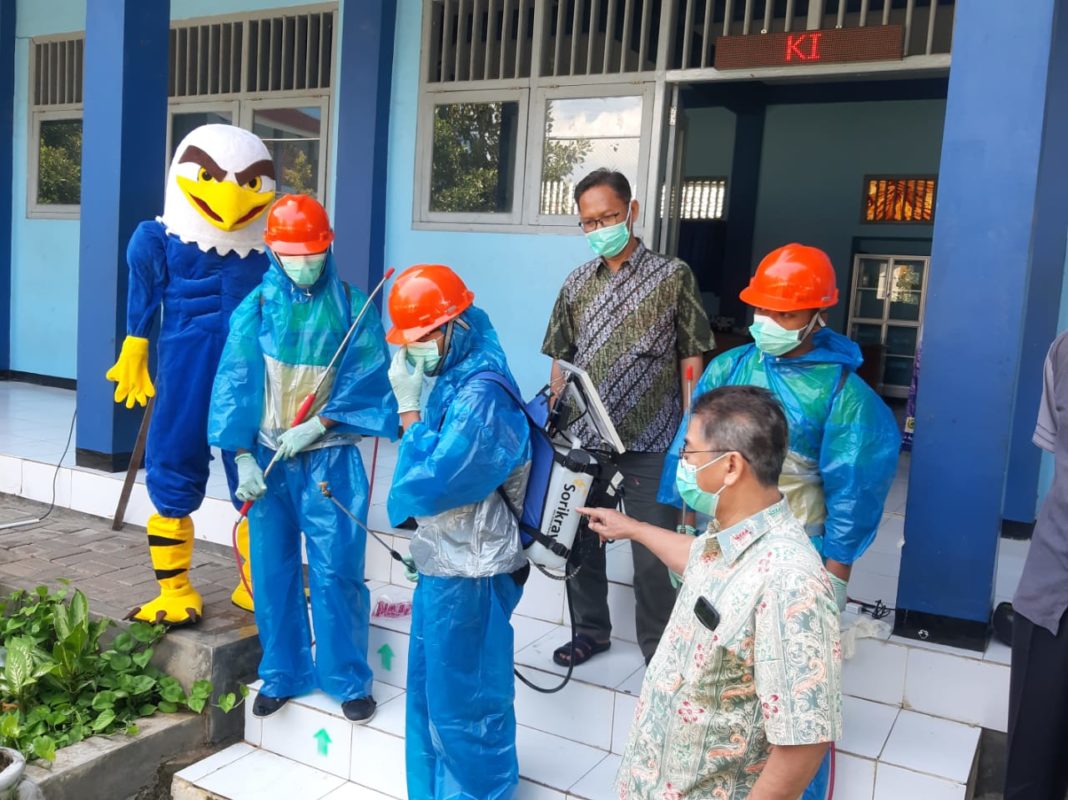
[713,25,904,70]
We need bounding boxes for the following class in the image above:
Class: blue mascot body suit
[106,124,277,625]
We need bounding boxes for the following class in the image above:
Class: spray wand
[319,482,407,565]
[670,364,697,589]
[231,267,396,599]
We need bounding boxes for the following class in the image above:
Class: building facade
[2,0,1066,648]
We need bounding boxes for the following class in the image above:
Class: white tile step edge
[175,705,981,800]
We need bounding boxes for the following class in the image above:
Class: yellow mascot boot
[231,517,255,613]
[126,514,204,626]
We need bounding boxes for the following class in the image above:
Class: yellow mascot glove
[105,336,156,409]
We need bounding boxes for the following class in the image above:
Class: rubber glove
[235,454,267,502]
[105,336,155,409]
[829,573,849,612]
[389,348,424,413]
[276,417,327,459]
[402,556,418,583]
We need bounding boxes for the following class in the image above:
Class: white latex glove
[829,573,849,612]
[389,348,424,413]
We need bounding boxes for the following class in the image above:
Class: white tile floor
[0,382,1026,799]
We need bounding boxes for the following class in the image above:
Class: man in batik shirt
[580,386,841,799]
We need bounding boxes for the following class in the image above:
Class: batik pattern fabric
[616,499,842,799]
[542,242,714,452]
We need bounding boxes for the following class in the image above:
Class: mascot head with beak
[160,124,277,257]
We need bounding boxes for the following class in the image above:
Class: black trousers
[567,451,678,663]
[1005,607,1068,800]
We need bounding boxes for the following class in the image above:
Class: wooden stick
[112,396,154,531]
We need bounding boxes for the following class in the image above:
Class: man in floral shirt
[580,386,841,799]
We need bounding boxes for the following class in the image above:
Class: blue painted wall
[10,0,85,379]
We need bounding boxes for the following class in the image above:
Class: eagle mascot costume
[106,124,276,625]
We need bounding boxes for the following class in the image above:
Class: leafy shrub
[0,584,246,763]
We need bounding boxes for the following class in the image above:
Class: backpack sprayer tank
[526,447,597,572]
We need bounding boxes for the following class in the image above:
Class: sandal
[553,633,611,667]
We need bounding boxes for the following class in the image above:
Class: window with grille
[417,1,658,230]
[661,177,726,220]
[28,35,84,218]
[27,5,338,217]
[863,176,936,224]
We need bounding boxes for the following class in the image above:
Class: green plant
[0,584,247,763]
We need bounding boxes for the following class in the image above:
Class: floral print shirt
[616,498,842,799]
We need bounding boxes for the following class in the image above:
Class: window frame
[242,95,332,204]
[413,87,530,228]
[27,107,84,220]
[165,100,241,165]
[524,82,656,230]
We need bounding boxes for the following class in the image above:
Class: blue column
[895,0,1066,649]
[330,0,397,292]
[75,0,169,471]
[1002,6,1068,533]
[0,0,14,373]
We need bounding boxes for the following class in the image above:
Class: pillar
[331,0,397,292]
[75,0,169,471]
[0,0,15,373]
[894,0,1068,649]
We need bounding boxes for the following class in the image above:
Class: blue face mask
[675,452,728,517]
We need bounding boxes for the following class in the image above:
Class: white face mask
[277,253,327,287]
[405,340,441,374]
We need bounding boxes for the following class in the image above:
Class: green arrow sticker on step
[377,643,394,671]
[314,728,331,757]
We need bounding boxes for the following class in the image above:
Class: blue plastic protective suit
[208,252,397,702]
[658,329,900,566]
[387,306,531,578]
[387,306,530,800]
[127,220,268,516]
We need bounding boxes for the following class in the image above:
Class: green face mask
[585,207,632,258]
[277,253,327,288]
[675,452,728,517]
[405,341,441,374]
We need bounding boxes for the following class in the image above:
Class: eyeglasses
[577,210,626,233]
[678,447,749,465]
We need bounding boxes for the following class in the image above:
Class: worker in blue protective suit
[386,264,532,800]
[208,195,397,722]
[658,243,900,800]
[107,124,276,624]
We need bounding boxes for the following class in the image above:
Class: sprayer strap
[495,486,570,559]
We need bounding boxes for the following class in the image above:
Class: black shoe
[341,695,377,724]
[252,693,290,718]
[992,601,1015,647]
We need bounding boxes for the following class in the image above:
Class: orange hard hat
[739,243,839,312]
[386,264,475,345]
[264,194,335,255]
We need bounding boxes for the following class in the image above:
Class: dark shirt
[542,241,715,452]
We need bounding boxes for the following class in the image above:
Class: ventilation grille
[427,0,537,82]
[32,37,84,106]
[246,11,334,93]
[169,22,244,97]
[426,0,660,83]
[543,0,661,77]
[170,8,335,98]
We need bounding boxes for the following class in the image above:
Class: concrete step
[23,711,204,800]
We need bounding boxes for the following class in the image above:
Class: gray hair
[691,386,788,488]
